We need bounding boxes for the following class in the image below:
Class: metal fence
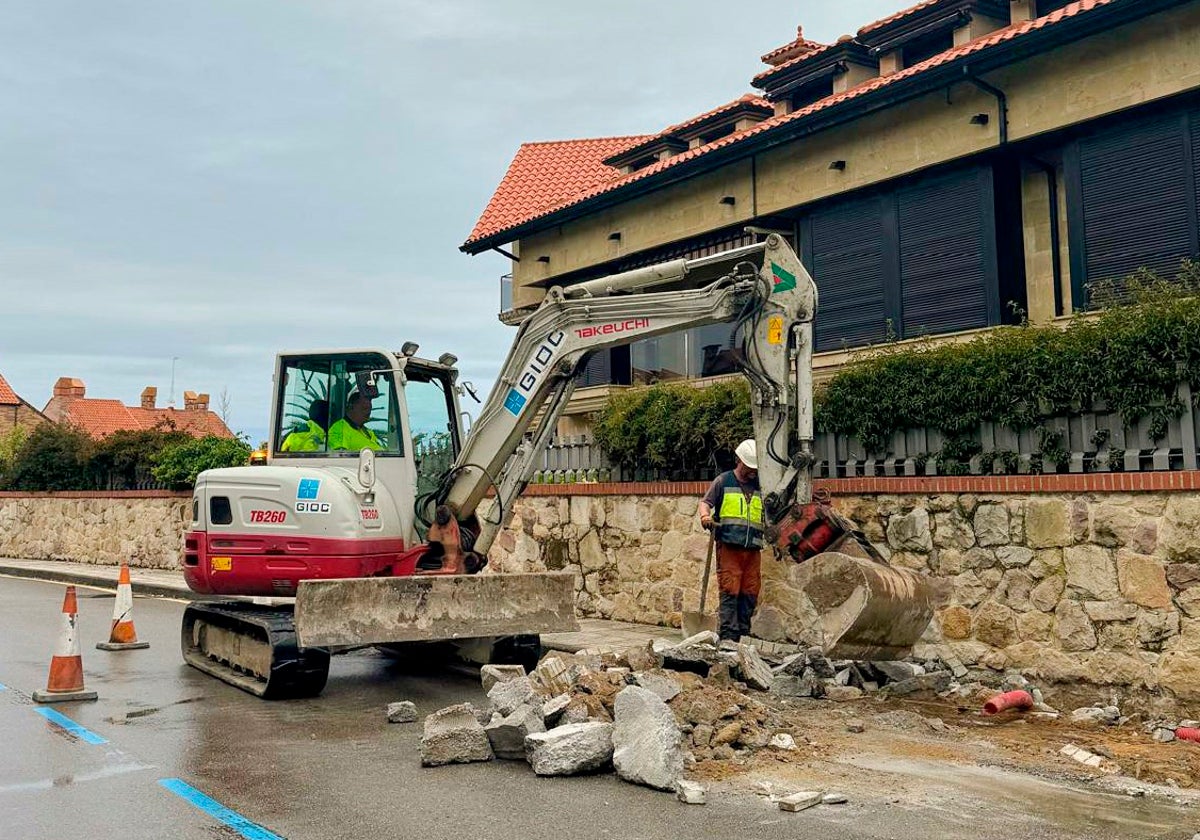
[532,380,1200,483]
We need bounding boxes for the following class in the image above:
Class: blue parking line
[33,707,108,745]
[159,778,283,840]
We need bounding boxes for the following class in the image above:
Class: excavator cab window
[403,369,460,500]
[274,354,402,457]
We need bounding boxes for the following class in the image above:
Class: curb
[0,564,213,601]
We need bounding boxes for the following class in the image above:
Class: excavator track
[181,602,330,700]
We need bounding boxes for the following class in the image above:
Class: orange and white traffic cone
[96,562,149,651]
[33,585,98,703]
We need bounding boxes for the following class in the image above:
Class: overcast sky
[0,0,903,443]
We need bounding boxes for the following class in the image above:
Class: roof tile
[465,0,1113,248]
[0,373,19,406]
[61,398,234,438]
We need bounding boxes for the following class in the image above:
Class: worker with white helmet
[697,438,763,641]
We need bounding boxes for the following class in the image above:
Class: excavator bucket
[794,552,935,661]
[294,572,579,648]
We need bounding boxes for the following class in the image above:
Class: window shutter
[897,167,994,337]
[808,194,888,352]
[576,350,611,387]
[1079,113,1193,286]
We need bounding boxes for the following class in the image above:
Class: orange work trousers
[716,544,761,597]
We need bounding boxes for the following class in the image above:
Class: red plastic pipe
[1177,728,1200,743]
[983,690,1034,715]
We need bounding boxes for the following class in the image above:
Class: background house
[41,377,233,438]
[0,373,49,438]
[465,0,1200,434]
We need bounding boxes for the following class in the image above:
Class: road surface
[0,575,1194,839]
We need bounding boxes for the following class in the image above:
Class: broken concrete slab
[874,661,920,683]
[541,693,570,726]
[480,663,526,693]
[778,791,823,812]
[770,674,817,698]
[485,705,546,760]
[633,671,681,702]
[612,685,685,791]
[676,780,707,804]
[822,792,848,805]
[525,722,614,776]
[805,647,836,679]
[386,701,418,723]
[736,643,773,691]
[420,704,493,766]
[769,733,797,750]
[488,675,535,717]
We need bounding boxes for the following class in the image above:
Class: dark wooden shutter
[807,194,888,352]
[897,167,995,337]
[1078,113,1194,286]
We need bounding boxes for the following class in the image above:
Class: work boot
[736,594,758,639]
[718,593,740,641]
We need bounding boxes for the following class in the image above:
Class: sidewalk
[0,557,680,653]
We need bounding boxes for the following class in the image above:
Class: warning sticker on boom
[767,315,784,345]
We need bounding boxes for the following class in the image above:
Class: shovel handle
[698,530,715,614]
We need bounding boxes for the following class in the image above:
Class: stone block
[886,508,932,553]
[996,546,1032,569]
[1137,610,1180,651]
[612,686,685,791]
[952,571,989,608]
[1159,652,1200,702]
[542,693,571,725]
[997,570,1034,612]
[1161,496,1200,562]
[778,791,823,812]
[1082,601,1138,623]
[736,643,773,691]
[420,704,494,766]
[632,671,681,702]
[1167,563,1200,591]
[1177,588,1200,619]
[480,663,526,694]
[973,602,1017,648]
[974,504,1010,547]
[1026,499,1070,548]
[934,511,976,550]
[488,675,536,717]
[1029,549,1064,580]
[579,530,607,572]
[387,701,418,723]
[1116,550,1171,610]
[676,780,707,804]
[1017,610,1053,642]
[875,661,920,683]
[822,793,849,805]
[485,705,546,759]
[939,605,973,640]
[1055,601,1097,652]
[824,685,863,701]
[1090,503,1140,547]
[1029,575,1065,613]
[1085,652,1149,686]
[526,722,614,776]
[1064,545,1118,601]
[771,674,819,698]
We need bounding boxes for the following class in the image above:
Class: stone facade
[491,490,1200,705]
[0,493,189,569]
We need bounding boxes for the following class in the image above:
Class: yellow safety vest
[715,472,764,549]
[328,419,383,451]
[281,420,326,452]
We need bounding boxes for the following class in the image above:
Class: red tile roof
[464,1,1118,251]
[760,26,827,65]
[859,0,948,36]
[0,373,19,406]
[751,37,855,86]
[663,94,773,136]
[465,136,652,247]
[57,398,233,438]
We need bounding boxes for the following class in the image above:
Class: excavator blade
[294,572,579,648]
[795,552,935,661]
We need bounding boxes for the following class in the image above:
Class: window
[210,496,232,526]
[274,354,403,457]
[403,369,460,499]
[902,31,953,68]
[632,333,687,385]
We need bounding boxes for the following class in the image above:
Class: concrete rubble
[676,780,707,804]
[777,791,823,812]
[485,705,546,759]
[526,722,614,776]
[420,704,493,766]
[480,663,526,693]
[612,685,685,791]
[386,701,418,723]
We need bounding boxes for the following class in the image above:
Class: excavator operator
[328,390,384,451]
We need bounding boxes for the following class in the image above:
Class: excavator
[180,234,934,699]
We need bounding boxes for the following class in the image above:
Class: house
[0,372,50,438]
[41,378,233,438]
[464,0,1200,434]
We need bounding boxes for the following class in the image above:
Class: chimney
[53,377,86,399]
[183,390,210,412]
[141,386,157,409]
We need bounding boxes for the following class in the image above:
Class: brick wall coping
[0,490,191,500]
[521,471,1200,497]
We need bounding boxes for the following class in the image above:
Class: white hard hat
[734,439,758,469]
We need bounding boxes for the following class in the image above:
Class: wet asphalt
[0,575,1196,840]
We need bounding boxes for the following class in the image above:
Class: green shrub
[2,424,95,491]
[152,435,253,489]
[89,428,191,490]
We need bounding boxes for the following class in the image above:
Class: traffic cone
[97,562,149,651]
[33,586,98,703]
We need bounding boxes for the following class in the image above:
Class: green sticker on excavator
[770,262,796,294]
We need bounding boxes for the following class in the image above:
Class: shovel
[682,529,719,638]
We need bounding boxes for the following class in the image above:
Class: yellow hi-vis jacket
[280,420,326,452]
[715,471,765,549]
[328,419,383,451]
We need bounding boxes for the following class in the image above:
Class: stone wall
[0,492,190,569]
[491,482,1200,707]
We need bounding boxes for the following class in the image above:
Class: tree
[152,435,252,489]
[2,424,94,491]
[217,386,232,427]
